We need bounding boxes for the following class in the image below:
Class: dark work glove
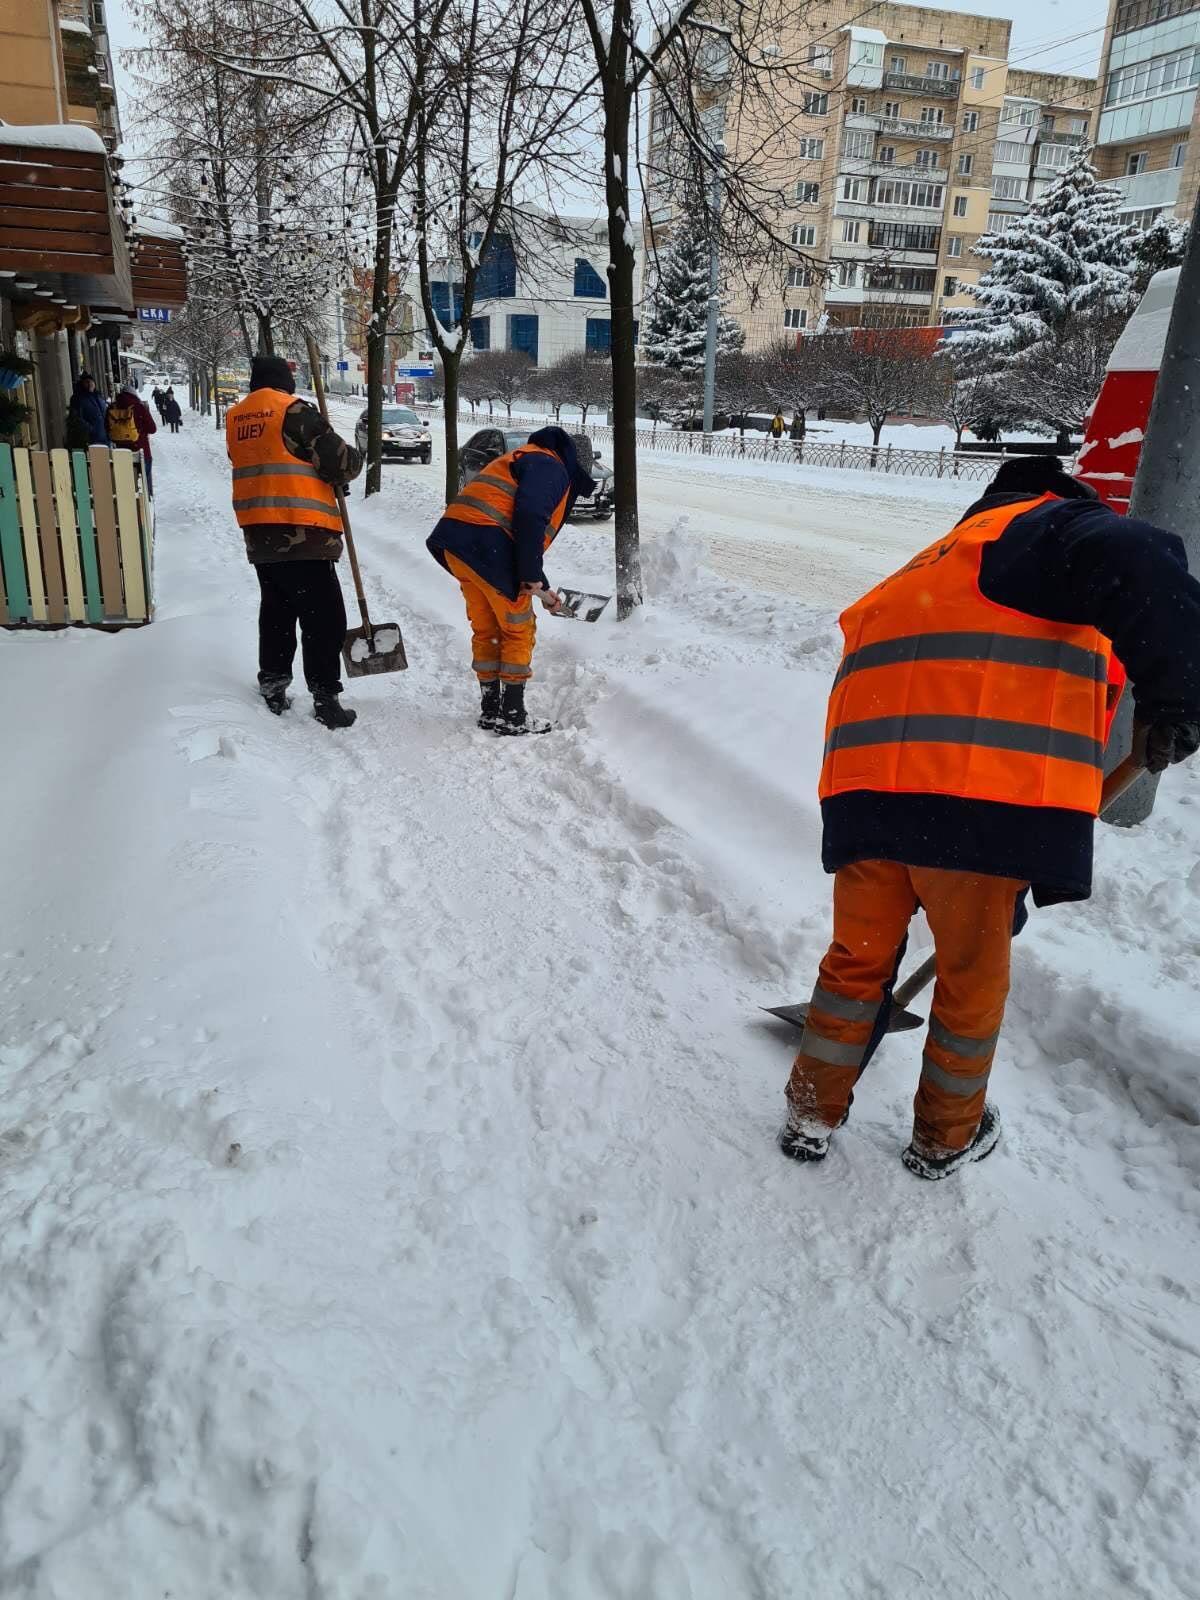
[1138,719,1200,774]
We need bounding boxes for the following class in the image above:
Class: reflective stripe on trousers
[444,551,536,683]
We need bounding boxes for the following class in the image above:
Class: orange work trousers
[786,860,1026,1158]
[445,551,535,683]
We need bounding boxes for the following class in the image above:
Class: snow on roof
[1107,267,1179,374]
[137,218,185,242]
[844,25,886,42]
[0,122,107,155]
[59,16,92,33]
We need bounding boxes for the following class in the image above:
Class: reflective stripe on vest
[820,494,1112,816]
[442,446,570,550]
[225,389,341,533]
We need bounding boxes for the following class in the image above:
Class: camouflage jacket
[243,400,364,564]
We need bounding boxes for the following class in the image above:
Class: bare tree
[815,323,937,460]
[926,356,1019,451]
[636,363,691,435]
[466,348,534,419]
[714,349,769,436]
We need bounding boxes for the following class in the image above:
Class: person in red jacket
[106,382,158,496]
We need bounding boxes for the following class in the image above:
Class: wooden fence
[454,410,1005,482]
[0,444,153,627]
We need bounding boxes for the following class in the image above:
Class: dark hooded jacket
[426,425,596,601]
[69,377,109,445]
[822,456,1200,904]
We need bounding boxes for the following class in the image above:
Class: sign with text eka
[137,307,172,324]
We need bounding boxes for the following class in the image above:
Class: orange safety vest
[444,445,570,550]
[820,494,1113,816]
[225,389,341,532]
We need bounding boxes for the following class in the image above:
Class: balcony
[1039,131,1089,146]
[872,160,948,179]
[845,113,954,140]
[868,223,941,254]
[1109,165,1183,212]
[883,71,959,98]
[1114,0,1200,36]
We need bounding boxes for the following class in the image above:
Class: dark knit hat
[249,355,296,394]
[986,453,1098,501]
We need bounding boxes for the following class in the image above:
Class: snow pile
[639,515,707,599]
[0,123,107,154]
[2,418,1198,1598]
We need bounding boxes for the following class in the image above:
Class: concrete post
[1105,207,1200,826]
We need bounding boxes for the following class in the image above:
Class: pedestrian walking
[770,411,785,440]
[224,354,364,729]
[151,385,167,421]
[425,426,594,734]
[164,388,183,433]
[105,382,157,496]
[780,453,1200,1180]
[67,373,108,446]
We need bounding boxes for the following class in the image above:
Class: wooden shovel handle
[304,332,371,637]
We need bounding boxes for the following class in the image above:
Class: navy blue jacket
[69,382,109,445]
[822,493,1200,904]
[427,426,595,601]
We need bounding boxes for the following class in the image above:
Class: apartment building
[1092,0,1200,228]
[644,1,1095,343]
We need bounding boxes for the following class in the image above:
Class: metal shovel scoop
[306,334,408,677]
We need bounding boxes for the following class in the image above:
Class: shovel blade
[762,1001,925,1034]
[556,588,611,622]
[342,622,408,677]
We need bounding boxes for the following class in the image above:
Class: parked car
[355,404,432,464]
[457,426,614,521]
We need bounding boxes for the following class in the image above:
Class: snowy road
[2,419,1199,1598]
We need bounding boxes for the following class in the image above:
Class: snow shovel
[305,333,408,677]
[764,751,1148,1035]
[533,586,611,622]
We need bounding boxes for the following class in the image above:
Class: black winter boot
[778,1097,852,1164]
[478,679,502,730]
[497,680,553,736]
[313,692,357,729]
[258,673,292,716]
[902,1103,1001,1180]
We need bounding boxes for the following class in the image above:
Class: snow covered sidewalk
[2,419,1199,1599]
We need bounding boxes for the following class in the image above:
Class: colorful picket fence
[0,444,153,627]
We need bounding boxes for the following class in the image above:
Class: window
[573,258,606,298]
[890,55,907,74]
[953,194,969,217]
[944,275,958,296]
[991,175,1025,199]
[430,279,464,323]
[802,91,829,115]
[926,61,950,80]
[920,106,945,125]
[962,110,979,132]
[912,148,934,168]
[1037,143,1071,169]
[469,315,490,351]
[651,102,669,135]
[1069,116,1088,134]
[1124,207,1166,229]
[1103,44,1200,108]
[947,235,963,257]
[842,177,867,201]
[970,66,986,90]
[792,222,817,246]
[994,139,1030,164]
[842,128,873,159]
[808,44,833,74]
[884,100,901,119]
[874,178,944,208]
[851,96,867,115]
[1040,114,1055,133]
[957,153,973,176]
[475,235,517,299]
[878,145,896,165]
[986,210,1017,233]
[866,265,935,293]
[585,318,611,354]
[836,260,858,286]
[869,221,941,252]
[1126,151,1148,175]
[507,313,538,363]
[796,180,821,204]
[841,219,862,242]
[787,264,815,286]
[784,308,808,330]
[1173,140,1188,167]
[798,136,825,159]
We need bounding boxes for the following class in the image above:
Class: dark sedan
[457,427,614,521]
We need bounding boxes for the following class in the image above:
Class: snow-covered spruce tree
[641,227,743,370]
[1132,212,1188,295]
[951,151,1140,372]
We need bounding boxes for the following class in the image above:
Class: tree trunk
[364,198,394,499]
[212,364,221,431]
[441,356,461,503]
[954,423,964,450]
[255,310,275,358]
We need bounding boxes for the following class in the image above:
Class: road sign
[397,348,435,378]
[137,307,171,323]
[336,360,349,371]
